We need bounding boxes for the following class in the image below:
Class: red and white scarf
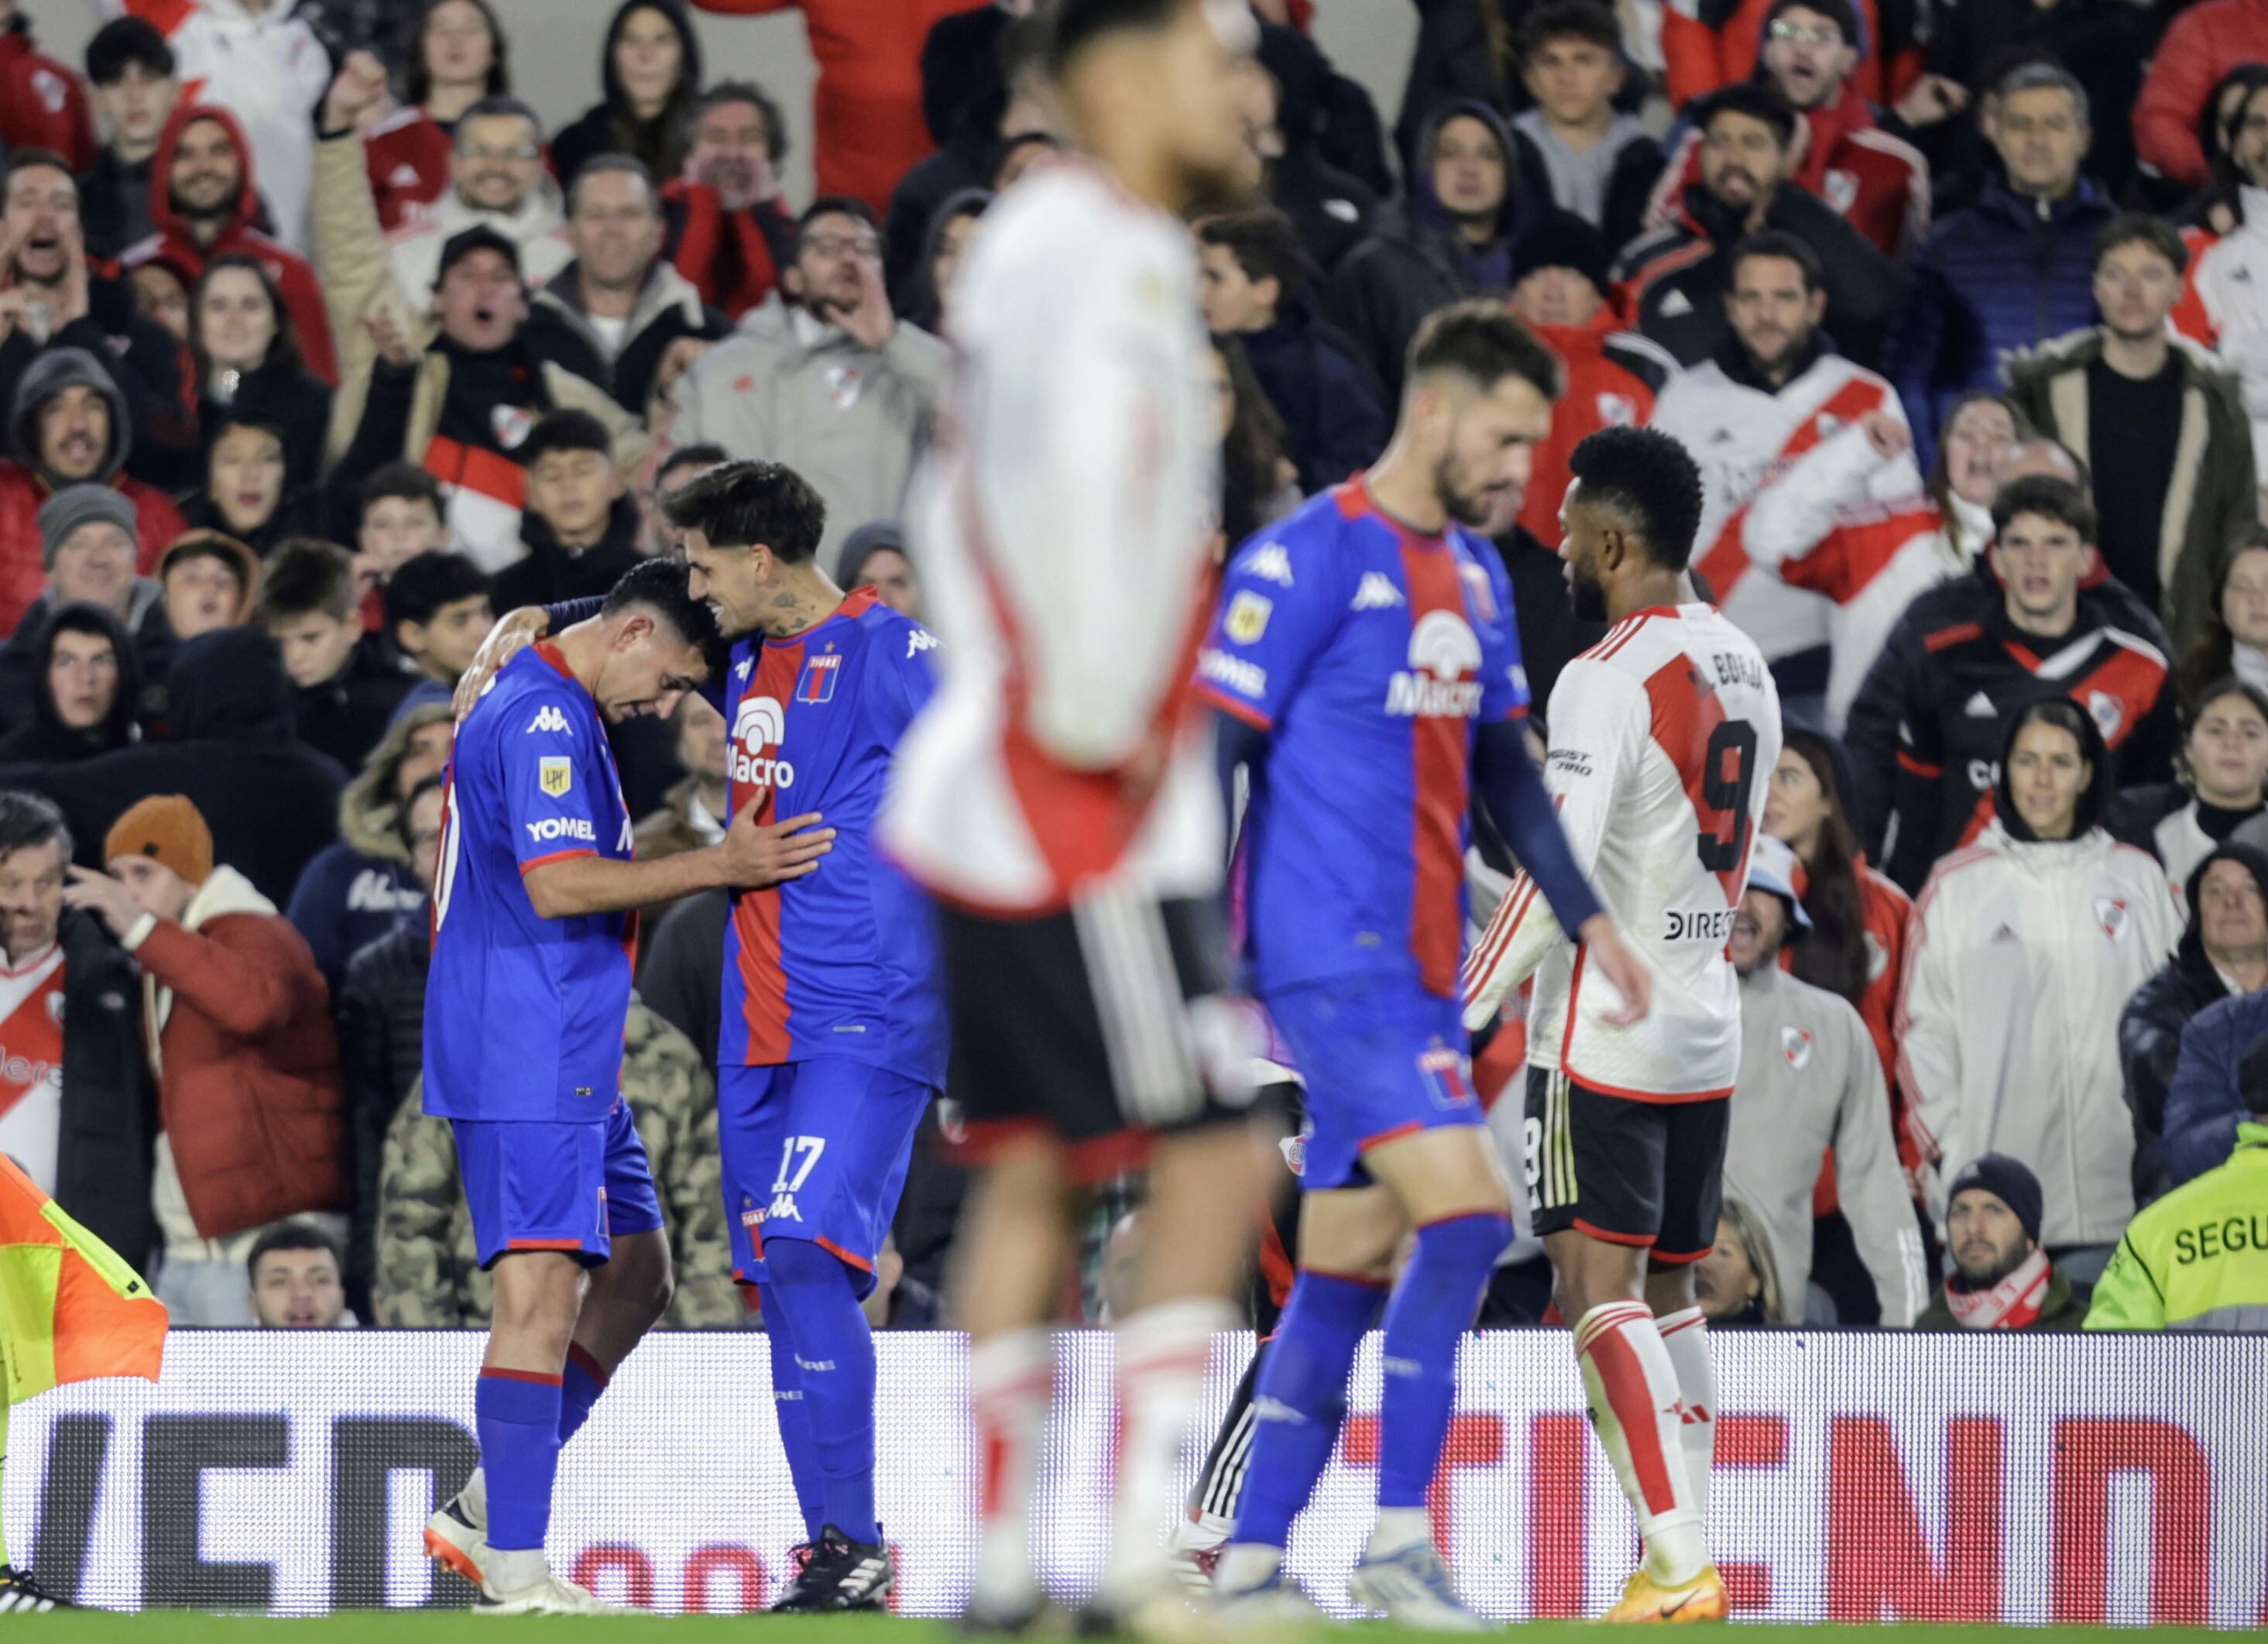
[1944,1248,2054,1330]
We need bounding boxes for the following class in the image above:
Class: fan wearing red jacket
[1505,212,1677,547]
[0,2,98,173]
[688,0,969,215]
[1647,0,1926,259]
[1664,0,1917,110]
[119,104,338,385]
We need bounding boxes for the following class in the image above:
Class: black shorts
[938,888,1254,1182]
[1523,1067,1728,1262]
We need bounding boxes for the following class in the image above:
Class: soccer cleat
[1601,1565,1729,1624]
[1168,1508,1233,1595]
[1213,1568,1330,1628]
[473,1574,625,1615]
[0,1565,70,1612]
[423,1495,488,1588]
[1347,1539,1492,1632]
[770,1524,894,1612]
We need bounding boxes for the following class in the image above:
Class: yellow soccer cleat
[1601,1565,1729,1623]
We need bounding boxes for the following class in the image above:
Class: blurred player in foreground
[1464,426,1783,1622]
[420,562,822,1615]
[879,0,1268,1629]
[1197,303,1652,1627]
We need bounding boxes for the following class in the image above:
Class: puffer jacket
[1899,816,2181,1247]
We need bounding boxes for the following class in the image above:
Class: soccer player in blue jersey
[1194,301,1653,1625]
[457,462,941,1611]
[420,561,831,1615]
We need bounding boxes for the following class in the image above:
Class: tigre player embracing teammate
[1463,426,1782,1624]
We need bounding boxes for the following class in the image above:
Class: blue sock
[757,1284,828,1543]
[558,1344,608,1449]
[475,1369,564,1553]
[1229,1271,1383,1550]
[765,1238,881,1546]
[1376,1213,1511,1509]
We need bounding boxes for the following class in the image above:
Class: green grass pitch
[17,1616,2236,1641]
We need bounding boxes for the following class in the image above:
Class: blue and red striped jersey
[424,642,635,1123]
[1195,480,1530,999]
[717,585,946,1083]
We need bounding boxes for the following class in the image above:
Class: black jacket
[884,113,1002,310]
[493,495,644,613]
[638,887,727,1049]
[335,921,430,1309]
[5,627,348,906]
[1240,298,1388,495]
[0,597,150,759]
[293,630,413,774]
[1614,183,1907,372]
[920,1,1008,148]
[77,146,157,263]
[49,906,160,1274]
[526,262,733,419]
[1922,0,2145,195]
[1843,562,2177,891]
[0,272,197,493]
[1508,122,1664,254]
[1256,20,1391,267]
[2118,843,2268,1200]
[197,357,334,507]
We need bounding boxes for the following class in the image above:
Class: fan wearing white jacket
[1741,391,2015,730]
[1898,700,2181,1259]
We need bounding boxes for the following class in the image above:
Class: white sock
[1573,1303,1707,1587]
[969,1327,1054,1617]
[1215,1543,1283,1592]
[458,1467,488,1531]
[1656,1306,1715,1525]
[1100,1298,1237,1601]
[483,1546,547,1596]
[1365,1505,1432,1560]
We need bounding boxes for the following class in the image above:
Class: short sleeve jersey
[717,585,948,1085]
[1193,480,1530,999]
[423,643,636,1123]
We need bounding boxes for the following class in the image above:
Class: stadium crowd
[1,0,2266,1351]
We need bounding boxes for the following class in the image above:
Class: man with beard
[1463,424,1780,1623]
[1915,1154,2090,1330]
[1647,231,1916,713]
[1614,84,1903,372]
[119,104,337,383]
[1202,304,1649,1625]
[671,198,947,565]
[0,153,196,490]
[2008,215,2256,651]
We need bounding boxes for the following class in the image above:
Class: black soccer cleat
[0,1564,70,1612]
[768,1524,894,1612]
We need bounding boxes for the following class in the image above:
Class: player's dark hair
[384,549,491,634]
[2095,211,2188,277]
[518,408,613,467]
[396,773,448,851]
[245,1220,343,1282]
[253,539,359,624]
[1690,81,1800,148]
[662,458,828,564]
[1763,0,1859,46]
[681,79,790,164]
[1518,0,1621,63]
[1197,208,1315,298]
[0,790,72,867]
[1729,228,1824,295]
[601,558,725,668]
[1046,0,1186,78]
[362,462,445,521]
[657,443,730,490]
[1566,426,1706,571]
[1991,473,2096,544]
[1405,300,1564,401]
[86,15,174,86]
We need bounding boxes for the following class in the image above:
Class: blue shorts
[452,1101,664,1270]
[1263,975,1479,1193]
[718,1059,934,1297]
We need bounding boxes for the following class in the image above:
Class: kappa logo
[527,705,571,733]
[730,695,796,790]
[1989,923,2018,944]
[2086,690,2126,742]
[2095,897,2129,941]
[767,1192,804,1222]
[906,628,938,657]
[1782,1026,1813,1069]
[1244,543,1295,585]
[1352,571,1404,610]
[1708,426,1736,445]
[1384,609,1484,717]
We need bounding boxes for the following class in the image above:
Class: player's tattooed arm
[523,805,837,917]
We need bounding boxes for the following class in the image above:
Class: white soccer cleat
[1168,1508,1234,1595]
[1213,1569,1332,1628]
[424,1494,489,1589]
[474,1573,627,1615]
[1347,1539,1494,1632]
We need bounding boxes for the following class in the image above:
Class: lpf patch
[539,756,572,797]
